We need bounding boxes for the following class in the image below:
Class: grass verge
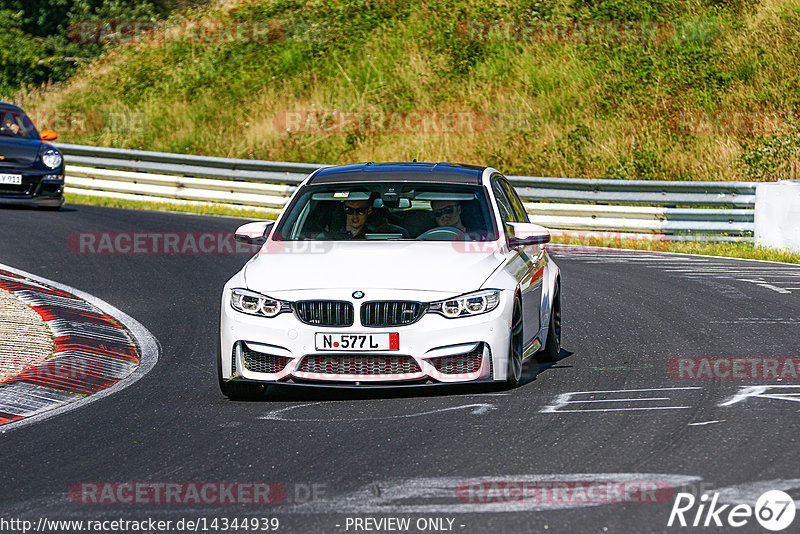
[13,0,800,182]
[550,234,800,264]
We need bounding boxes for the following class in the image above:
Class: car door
[492,176,542,353]
[502,178,548,351]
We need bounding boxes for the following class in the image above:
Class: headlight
[42,148,62,169]
[429,289,501,318]
[230,288,290,317]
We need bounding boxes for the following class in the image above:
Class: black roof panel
[0,102,23,111]
[308,162,486,185]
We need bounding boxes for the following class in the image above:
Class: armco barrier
[55,143,755,239]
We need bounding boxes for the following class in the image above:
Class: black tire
[537,283,561,363]
[217,341,265,400]
[505,295,524,388]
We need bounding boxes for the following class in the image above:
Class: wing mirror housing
[40,130,58,141]
[506,222,551,248]
[234,221,274,245]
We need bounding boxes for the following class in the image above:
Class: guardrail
[56,143,756,239]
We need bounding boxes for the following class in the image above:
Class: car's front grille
[430,344,484,375]
[298,354,421,376]
[241,345,293,374]
[361,301,425,327]
[294,301,354,327]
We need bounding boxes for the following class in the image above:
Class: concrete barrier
[755,181,800,253]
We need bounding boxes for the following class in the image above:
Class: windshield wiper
[365,233,405,240]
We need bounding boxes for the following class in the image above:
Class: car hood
[0,137,41,166]
[244,241,505,294]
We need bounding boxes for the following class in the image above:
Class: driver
[319,196,410,240]
[2,119,21,136]
[321,199,375,239]
[342,199,372,238]
[430,200,466,232]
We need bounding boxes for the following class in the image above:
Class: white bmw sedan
[218,162,561,398]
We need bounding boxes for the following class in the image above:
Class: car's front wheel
[537,283,561,363]
[505,295,524,388]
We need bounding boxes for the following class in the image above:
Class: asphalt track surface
[1,204,799,534]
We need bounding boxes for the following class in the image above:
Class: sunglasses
[432,206,457,217]
[344,206,369,215]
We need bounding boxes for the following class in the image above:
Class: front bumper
[0,172,64,207]
[220,290,513,385]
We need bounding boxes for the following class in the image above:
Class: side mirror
[234,221,274,245]
[506,222,551,248]
[40,130,58,141]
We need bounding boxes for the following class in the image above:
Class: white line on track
[688,420,724,426]
[0,263,160,433]
[736,280,792,293]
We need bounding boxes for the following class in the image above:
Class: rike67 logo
[668,490,796,531]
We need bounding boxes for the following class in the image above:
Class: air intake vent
[241,344,293,374]
[294,301,354,326]
[361,301,424,327]
[298,354,421,376]
[430,344,485,375]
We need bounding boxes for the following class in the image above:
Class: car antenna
[412,158,417,162]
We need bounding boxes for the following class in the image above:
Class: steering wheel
[416,226,469,241]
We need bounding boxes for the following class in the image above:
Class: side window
[501,179,529,223]
[492,180,514,226]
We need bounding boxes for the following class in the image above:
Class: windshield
[0,109,39,140]
[275,182,497,241]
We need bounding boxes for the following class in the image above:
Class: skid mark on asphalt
[713,479,800,505]
[259,402,497,422]
[279,474,703,513]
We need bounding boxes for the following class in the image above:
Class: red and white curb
[0,263,158,431]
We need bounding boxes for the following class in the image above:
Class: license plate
[0,174,21,185]
[316,333,399,351]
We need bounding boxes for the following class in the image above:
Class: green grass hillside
[10,0,800,180]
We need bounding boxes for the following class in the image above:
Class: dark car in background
[0,102,64,209]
